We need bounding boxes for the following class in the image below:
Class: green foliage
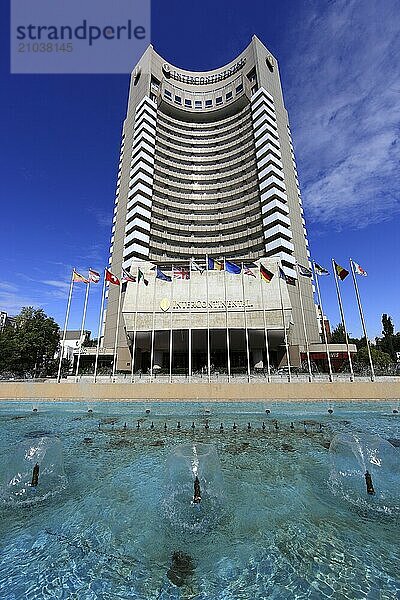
[376,313,398,360]
[382,314,394,337]
[82,338,97,347]
[330,323,346,344]
[330,323,364,348]
[0,307,60,377]
[353,346,392,372]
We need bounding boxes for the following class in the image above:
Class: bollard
[205,421,209,430]
[290,422,294,430]
[164,422,167,431]
[247,422,251,432]
[137,421,140,429]
[274,421,279,430]
[220,423,224,432]
[150,422,154,430]
[191,422,195,430]
[123,422,127,430]
[262,422,266,431]
[177,421,181,430]
[233,422,237,431]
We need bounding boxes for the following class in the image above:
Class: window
[226,91,233,100]
[174,95,182,104]
[236,83,243,94]
[184,99,192,107]
[205,99,212,107]
[195,100,202,108]
[164,89,172,98]
[251,85,258,95]
[216,96,223,105]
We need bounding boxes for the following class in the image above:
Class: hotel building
[103,36,322,375]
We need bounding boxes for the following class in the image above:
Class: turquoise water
[0,400,399,599]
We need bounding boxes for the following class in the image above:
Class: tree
[0,307,60,377]
[353,346,392,373]
[376,314,396,360]
[330,323,346,344]
[330,323,361,347]
[382,314,394,337]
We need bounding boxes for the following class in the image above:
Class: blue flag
[156,267,172,282]
[225,260,241,274]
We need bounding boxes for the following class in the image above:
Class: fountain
[0,436,67,506]
[163,443,225,533]
[329,432,399,514]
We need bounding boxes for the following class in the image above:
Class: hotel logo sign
[162,57,246,86]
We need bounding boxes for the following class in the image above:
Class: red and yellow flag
[72,270,88,283]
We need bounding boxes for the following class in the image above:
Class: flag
[352,260,367,276]
[138,268,149,286]
[191,258,204,274]
[333,260,349,281]
[105,268,120,285]
[279,267,296,285]
[314,262,329,276]
[156,266,172,282]
[88,268,100,283]
[208,257,224,271]
[121,267,136,283]
[244,264,256,277]
[260,264,274,282]
[225,260,241,274]
[297,264,312,278]
[173,266,190,280]
[72,270,88,283]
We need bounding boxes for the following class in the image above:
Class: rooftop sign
[162,57,246,86]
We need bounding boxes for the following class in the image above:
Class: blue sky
[1,0,399,340]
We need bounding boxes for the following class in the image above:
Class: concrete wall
[0,381,399,402]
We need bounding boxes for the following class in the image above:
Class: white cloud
[0,282,18,292]
[285,0,400,230]
[0,290,41,315]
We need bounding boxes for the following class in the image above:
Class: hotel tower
[103,36,321,376]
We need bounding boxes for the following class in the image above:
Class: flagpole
[75,279,90,380]
[350,258,375,381]
[259,266,271,382]
[312,262,333,382]
[111,280,123,382]
[295,264,313,382]
[223,258,231,382]
[150,272,157,383]
[332,259,354,381]
[93,269,106,383]
[278,263,291,382]
[169,264,174,384]
[57,269,74,383]
[206,254,211,383]
[130,265,140,383]
[188,259,192,382]
[241,263,251,382]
